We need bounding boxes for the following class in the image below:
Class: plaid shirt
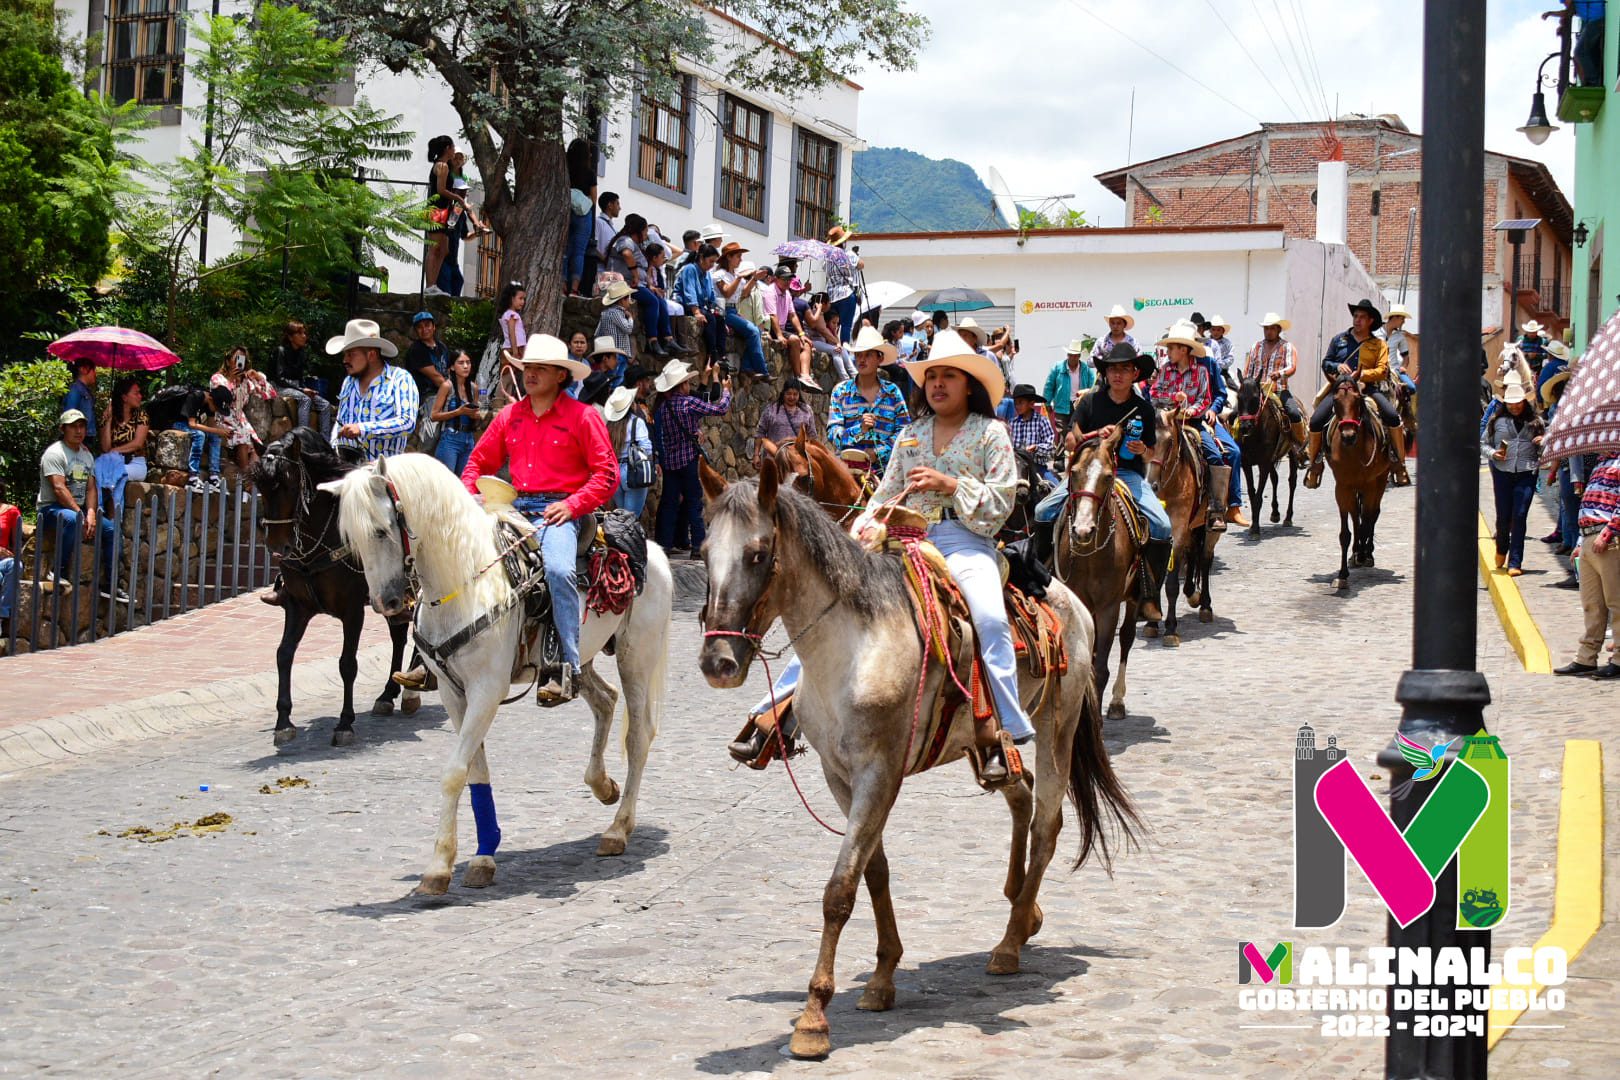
[1245,338,1300,386]
[1148,360,1212,415]
[654,389,731,470]
[1579,453,1620,546]
[335,363,420,461]
[596,305,635,355]
[1006,410,1056,460]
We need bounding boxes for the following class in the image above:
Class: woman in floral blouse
[826,325,910,474]
[211,346,277,486]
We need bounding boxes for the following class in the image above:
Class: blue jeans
[656,460,704,549]
[831,294,859,343]
[566,209,593,286]
[1557,461,1581,549]
[724,310,769,376]
[512,494,587,668]
[1034,468,1171,541]
[1198,423,1243,505]
[0,556,16,619]
[1491,468,1537,569]
[188,429,222,475]
[636,286,673,340]
[433,428,476,477]
[278,385,332,434]
[38,504,116,580]
[615,465,649,517]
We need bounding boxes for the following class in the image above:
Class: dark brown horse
[1144,410,1218,644]
[1324,379,1392,591]
[252,429,410,746]
[1231,377,1299,537]
[763,429,868,524]
[1053,427,1140,719]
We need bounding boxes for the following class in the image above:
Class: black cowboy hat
[579,370,615,407]
[1189,311,1211,330]
[1347,298,1384,330]
[1010,383,1044,402]
[1093,340,1156,381]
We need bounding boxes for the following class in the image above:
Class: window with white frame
[105,0,184,107]
[794,128,838,240]
[719,94,768,222]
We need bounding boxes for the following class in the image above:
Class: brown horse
[1053,427,1140,719]
[763,429,868,524]
[1324,378,1392,591]
[1231,377,1299,537]
[1144,410,1218,644]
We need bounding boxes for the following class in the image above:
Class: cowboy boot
[729,697,797,764]
[1206,465,1230,532]
[1304,431,1326,489]
[259,573,286,607]
[1389,426,1411,486]
[1139,538,1172,622]
[1289,417,1308,452]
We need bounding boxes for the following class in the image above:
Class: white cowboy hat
[737,260,757,276]
[1520,320,1546,335]
[325,318,398,357]
[519,333,592,382]
[1501,382,1529,405]
[653,359,698,393]
[1065,339,1087,355]
[1104,303,1136,330]
[1386,304,1413,321]
[1545,340,1572,361]
[601,280,634,305]
[849,325,898,366]
[603,385,638,422]
[902,329,1006,406]
[955,317,989,347]
[1206,314,1232,330]
[697,222,727,242]
[1157,320,1209,358]
[592,335,621,357]
[1258,311,1292,331]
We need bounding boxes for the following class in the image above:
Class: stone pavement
[0,468,1613,1078]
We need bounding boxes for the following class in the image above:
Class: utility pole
[198,0,222,268]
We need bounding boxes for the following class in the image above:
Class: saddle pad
[1112,478,1147,550]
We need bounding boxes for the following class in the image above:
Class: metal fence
[3,476,274,658]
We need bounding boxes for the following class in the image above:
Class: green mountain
[850,147,1008,233]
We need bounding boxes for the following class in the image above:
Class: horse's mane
[253,427,353,490]
[711,480,907,621]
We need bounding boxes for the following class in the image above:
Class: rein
[264,454,360,578]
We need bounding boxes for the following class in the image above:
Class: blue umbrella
[913,288,994,314]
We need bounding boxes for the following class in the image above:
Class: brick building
[1094,116,1575,343]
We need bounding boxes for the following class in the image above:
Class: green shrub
[0,358,73,502]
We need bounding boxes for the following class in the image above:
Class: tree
[308,0,928,333]
[0,0,140,349]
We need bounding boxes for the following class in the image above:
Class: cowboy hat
[578,370,615,407]
[1386,303,1413,321]
[737,260,757,277]
[591,335,621,357]
[1347,298,1384,330]
[1065,339,1088,355]
[826,225,855,246]
[849,325,899,365]
[325,318,398,357]
[1093,340,1156,381]
[902,329,1006,406]
[1540,369,1572,410]
[1010,383,1044,402]
[1501,382,1529,405]
[1544,340,1571,362]
[955,317,989,347]
[697,222,727,242]
[475,475,518,512]
[1156,320,1209,358]
[603,385,638,422]
[1520,320,1546,336]
[1104,303,1136,330]
[519,333,592,382]
[653,359,698,393]
[1206,314,1232,330]
[718,241,749,259]
[601,280,634,305]
[1258,311,1292,331]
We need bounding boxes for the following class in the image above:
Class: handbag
[428,206,451,226]
[624,417,655,489]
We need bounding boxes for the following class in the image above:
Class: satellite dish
[987,165,1019,228]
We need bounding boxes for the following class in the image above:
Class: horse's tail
[1067,663,1141,873]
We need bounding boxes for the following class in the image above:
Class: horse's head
[1145,408,1177,489]
[253,427,346,550]
[776,428,817,497]
[697,457,783,688]
[1067,427,1122,544]
[1333,378,1366,445]
[320,455,412,616]
[1232,377,1264,438]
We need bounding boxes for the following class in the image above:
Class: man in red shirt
[462,333,618,704]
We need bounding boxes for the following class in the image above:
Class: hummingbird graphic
[1391,733,1457,800]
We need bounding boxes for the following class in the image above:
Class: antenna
[987,165,1019,228]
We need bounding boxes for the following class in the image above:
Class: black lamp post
[1380,0,1490,1075]
[1517,53,1562,145]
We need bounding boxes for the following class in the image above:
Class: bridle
[259,452,357,574]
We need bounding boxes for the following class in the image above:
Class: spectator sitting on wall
[37,408,124,600]
[269,321,334,436]
[181,385,234,493]
[710,244,770,379]
[640,239,690,358]
[495,281,528,404]
[762,265,818,391]
[673,243,725,370]
[210,346,276,489]
[596,281,638,370]
[669,228,702,286]
[594,191,621,278]
[96,375,148,517]
[63,358,99,442]
[0,480,20,636]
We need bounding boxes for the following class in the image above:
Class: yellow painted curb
[1476,513,1552,675]
[1488,739,1604,1048]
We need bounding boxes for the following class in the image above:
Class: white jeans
[752,520,1035,740]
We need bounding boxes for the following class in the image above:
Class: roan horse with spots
[698,460,1137,1060]
[323,453,672,892]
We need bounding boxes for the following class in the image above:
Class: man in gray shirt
[37,408,123,598]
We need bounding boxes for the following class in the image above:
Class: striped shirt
[1578,453,1620,546]
[1245,338,1300,386]
[654,390,731,470]
[827,377,910,473]
[335,363,420,461]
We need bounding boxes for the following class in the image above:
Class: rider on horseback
[1243,312,1308,450]
[1305,299,1410,489]
[827,326,910,477]
[460,334,619,705]
[1147,321,1248,532]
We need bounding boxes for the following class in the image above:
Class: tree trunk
[484,134,570,341]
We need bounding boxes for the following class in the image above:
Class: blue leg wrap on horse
[469,783,501,856]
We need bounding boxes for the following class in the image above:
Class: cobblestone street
[0,469,1614,1079]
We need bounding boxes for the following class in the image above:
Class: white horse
[322,453,672,893]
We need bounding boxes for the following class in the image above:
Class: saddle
[838,447,881,501]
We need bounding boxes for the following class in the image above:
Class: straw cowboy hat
[1104,303,1136,330]
[903,329,1006,406]
[653,358,699,393]
[955,317,989,348]
[697,222,727,242]
[1545,340,1572,363]
[518,333,592,382]
[1156,320,1209,358]
[1386,303,1413,322]
[601,280,634,305]
[826,225,855,246]
[325,318,398,357]
[1500,382,1529,405]
[1258,311,1292,331]
[1540,368,1573,409]
[1206,314,1232,331]
[849,325,898,365]
[1347,298,1384,330]
[604,385,638,422]
[1065,339,1087,355]
[1520,320,1546,336]
[591,335,621,357]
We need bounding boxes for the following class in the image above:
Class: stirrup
[392,666,438,692]
[728,708,800,768]
[536,662,578,707]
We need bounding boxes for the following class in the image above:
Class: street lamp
[1574,221,1590,248]
[1517,53,1562,145]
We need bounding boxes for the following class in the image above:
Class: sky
[849,0,1577,228]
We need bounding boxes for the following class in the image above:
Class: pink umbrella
[47,326,181,372]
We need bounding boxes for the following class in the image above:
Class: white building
[55,2,862,296]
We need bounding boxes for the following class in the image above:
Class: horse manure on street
[258,776,311,794]
[104,813,236,843]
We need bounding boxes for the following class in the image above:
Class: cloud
[851,0,1576,227]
